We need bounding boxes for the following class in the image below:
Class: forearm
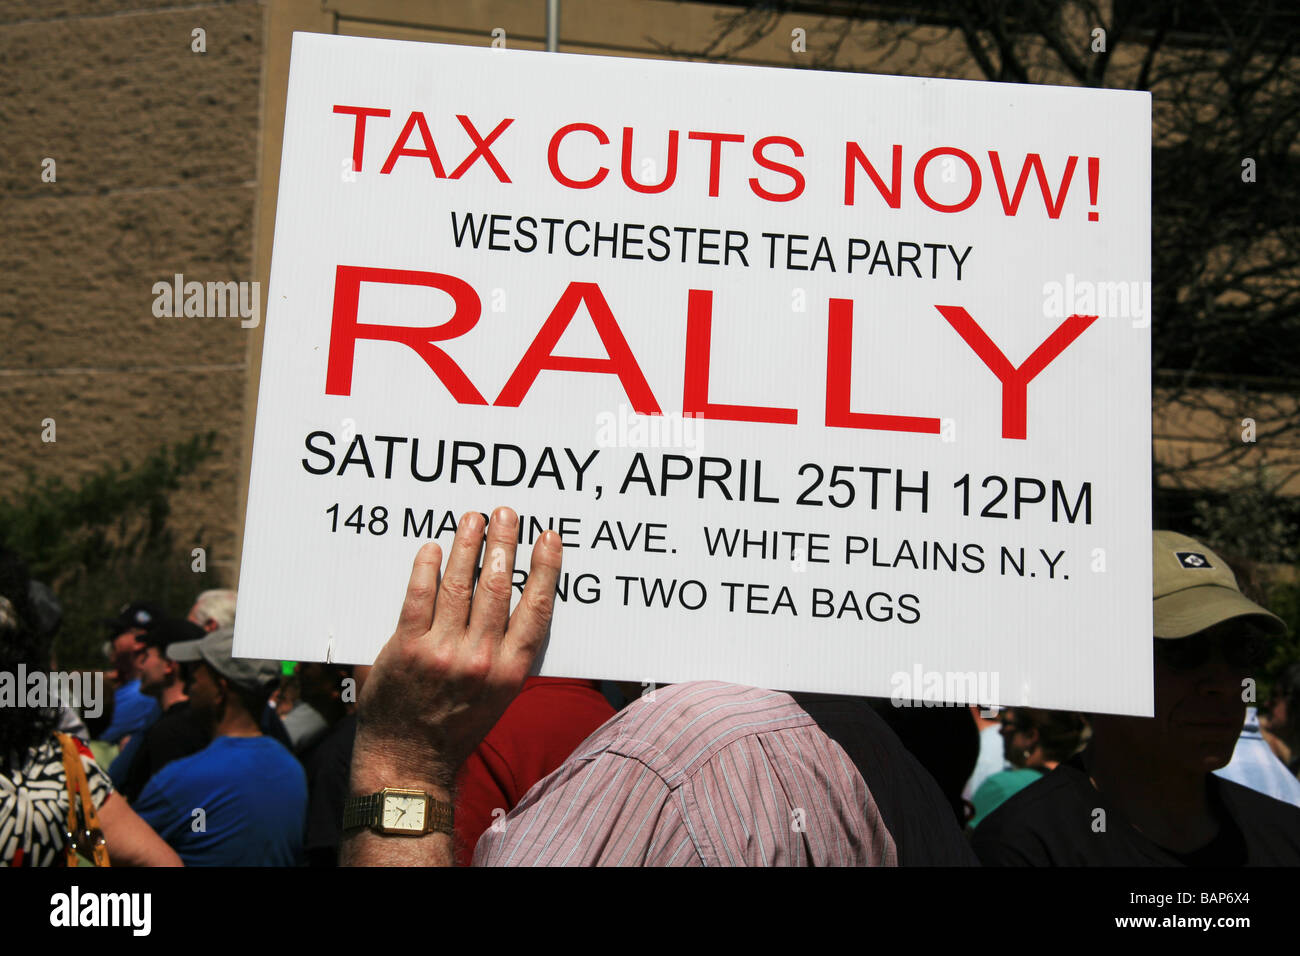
[97,793,183,867]
[339,751,457,867]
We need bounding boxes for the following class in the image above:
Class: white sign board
[237,32,1152,714]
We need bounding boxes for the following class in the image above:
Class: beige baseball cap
[1153,531,1287,639]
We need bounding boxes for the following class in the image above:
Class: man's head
[111,632,146,681]
[187,589,237,633]
[182,660,232,727]
[1000,707,1088,768]
[135,618,205,698]
[1145,617,1274,773]
[166,627,281,732]
[104,601,163,682]
[1091,531,1285,775]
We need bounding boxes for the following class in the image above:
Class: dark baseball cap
[139,617,205,656]
[103,601,164,635]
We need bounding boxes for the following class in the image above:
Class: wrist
[350,737,455,799]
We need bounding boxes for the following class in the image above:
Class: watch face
[382,793,426,832]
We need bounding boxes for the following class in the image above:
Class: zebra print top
[1,734,112,867]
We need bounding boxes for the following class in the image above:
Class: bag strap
[56,733,111,868]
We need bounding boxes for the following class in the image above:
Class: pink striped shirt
[473,682,899,866]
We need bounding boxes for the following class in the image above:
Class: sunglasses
[1154,629,1271,673]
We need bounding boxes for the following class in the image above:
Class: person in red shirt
[453,677,614,865]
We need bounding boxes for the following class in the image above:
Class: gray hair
[189,589,237,631]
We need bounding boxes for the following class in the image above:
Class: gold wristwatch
[343,788,454,835]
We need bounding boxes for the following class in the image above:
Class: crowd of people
[3,516,1300,866]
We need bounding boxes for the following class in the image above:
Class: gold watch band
[342,792,383,830]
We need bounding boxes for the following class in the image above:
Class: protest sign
[236,32,1152,714]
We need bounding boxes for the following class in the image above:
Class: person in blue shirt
[133,627,306,866]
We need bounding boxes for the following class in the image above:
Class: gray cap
[166,626,282,693]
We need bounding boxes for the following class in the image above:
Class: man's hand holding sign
[342,510,562,866]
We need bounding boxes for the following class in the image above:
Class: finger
[432,510,486,632]
[394,542,442,642]
[503,529,563,668]
[467,507,520,643]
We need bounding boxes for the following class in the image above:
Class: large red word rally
[332,106,1103,218]
[325,266,1097,440]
